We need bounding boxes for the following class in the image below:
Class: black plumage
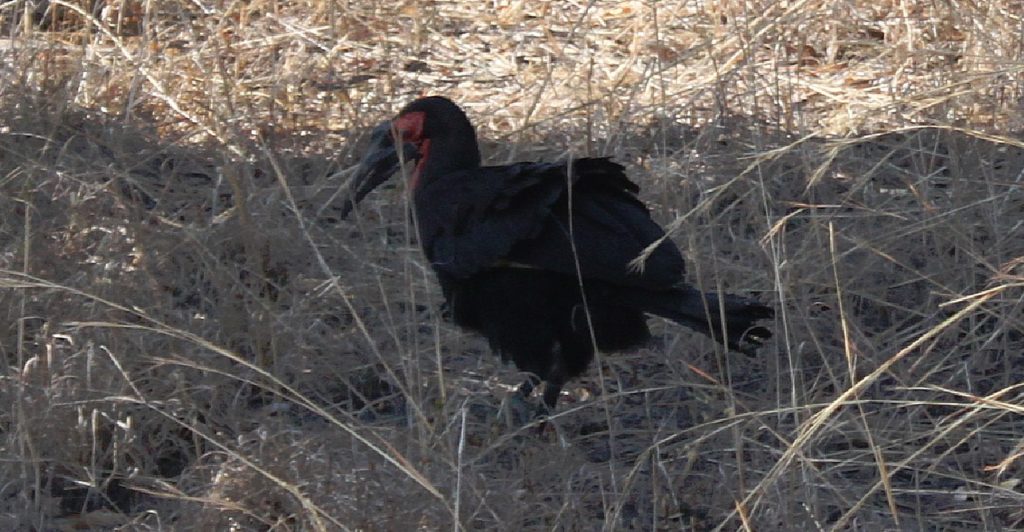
[343,96,773,411]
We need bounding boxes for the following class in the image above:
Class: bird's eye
[394,111,426,142]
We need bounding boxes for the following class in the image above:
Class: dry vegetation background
[1,0,1023,530]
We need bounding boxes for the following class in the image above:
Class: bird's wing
[510,158,686,288]
[414,160,567,279]
[415,158,685,289]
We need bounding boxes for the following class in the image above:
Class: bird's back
[414,157,686,289]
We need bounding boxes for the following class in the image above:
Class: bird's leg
[524,378,563,436]
[541,377,565,413]
[538,353,569,415]
[518,374,541,398]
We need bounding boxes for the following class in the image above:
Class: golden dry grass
[1,0,1023,530]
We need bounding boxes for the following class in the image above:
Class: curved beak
[337,120,418,219]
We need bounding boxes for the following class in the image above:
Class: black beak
[338,121,418,219]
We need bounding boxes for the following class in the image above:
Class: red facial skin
[393,112,430,190]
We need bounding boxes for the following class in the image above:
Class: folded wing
[414,157,685,290]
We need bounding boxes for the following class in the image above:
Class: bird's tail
[640,287,774,353]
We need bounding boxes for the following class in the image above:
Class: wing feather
[414,158,685,288]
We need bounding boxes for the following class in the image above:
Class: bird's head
[339,96,481,219]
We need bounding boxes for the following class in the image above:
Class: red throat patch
[393,111,428,190]
[410,139,430,191]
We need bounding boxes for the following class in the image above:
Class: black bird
[341,96,773,412]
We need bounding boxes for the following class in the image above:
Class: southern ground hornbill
[340,96,773,413]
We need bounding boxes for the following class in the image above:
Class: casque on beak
[337,120,419,219]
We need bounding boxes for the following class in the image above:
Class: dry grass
[1,0,1023,530]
